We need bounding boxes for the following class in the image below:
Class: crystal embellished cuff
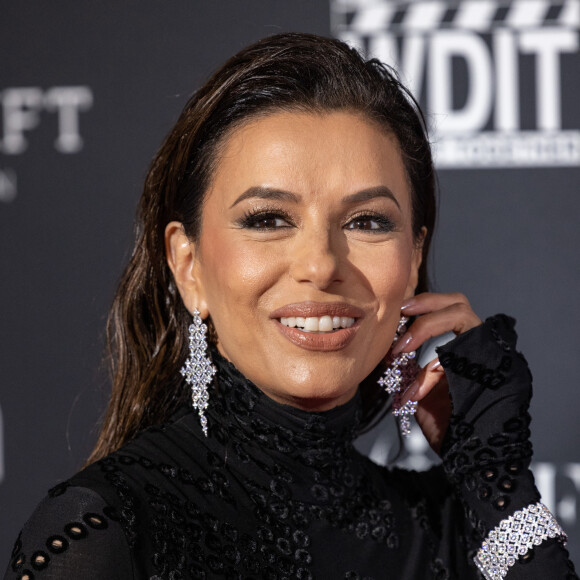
[474,502,567,579]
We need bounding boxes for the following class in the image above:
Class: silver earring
[378,316,419,436]
[180,309,216,437]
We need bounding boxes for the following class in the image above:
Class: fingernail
[400,380,420,405]
[392,334,414,355]
[401,298,416,311]
[426,358,442,372]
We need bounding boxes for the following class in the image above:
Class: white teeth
[279,315,356,332]
[341,317,354,328]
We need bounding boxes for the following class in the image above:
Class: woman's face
[167,111,423,411]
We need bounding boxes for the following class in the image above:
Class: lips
[270,301,364,351]
[270,301,365,320]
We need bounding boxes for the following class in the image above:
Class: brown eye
[239,211,293,230]
[252,217,287,229]
[349,219,378,230]
[345,214,395,232]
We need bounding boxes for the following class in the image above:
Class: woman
[5,33,577,579]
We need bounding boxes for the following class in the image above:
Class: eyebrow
[229,185,401,210]
[229,186,300,208]
[342,186,401,210]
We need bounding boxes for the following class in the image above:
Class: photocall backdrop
[1,0,579,567]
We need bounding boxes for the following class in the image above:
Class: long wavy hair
[86,32,436,465]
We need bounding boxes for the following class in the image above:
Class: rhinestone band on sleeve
[473,502,567,580]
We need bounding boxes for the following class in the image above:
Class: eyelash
[346,211,396,233]
[237,209,295,230]
[237,208,396,233]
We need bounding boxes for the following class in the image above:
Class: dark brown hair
[87,32,436,464]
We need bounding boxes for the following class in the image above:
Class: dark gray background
[1,1,579,570]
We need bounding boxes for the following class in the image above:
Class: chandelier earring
[180,309,217,437]
[378,315,419,436]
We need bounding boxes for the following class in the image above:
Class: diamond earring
[378,316,419,436]
[180,309,217,437]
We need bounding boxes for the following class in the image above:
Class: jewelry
[180,309,216,437]
[474,502,567,579]
[378,316,419,436]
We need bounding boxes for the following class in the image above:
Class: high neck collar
[206,347,361,457]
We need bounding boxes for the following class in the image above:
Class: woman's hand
[392,292,482,454]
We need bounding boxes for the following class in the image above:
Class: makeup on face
[187,111,421,411]
[269,301,364,351]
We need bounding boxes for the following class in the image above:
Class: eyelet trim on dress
[9,492,114,579]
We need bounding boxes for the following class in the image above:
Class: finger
[399,357,445,405]
[392,302,481,354]
[401,292,470,316]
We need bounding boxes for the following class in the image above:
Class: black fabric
[6,487,132,579]
[4,315,577,579]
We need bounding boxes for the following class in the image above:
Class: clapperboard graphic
[331,0,580,167]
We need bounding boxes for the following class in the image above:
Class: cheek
[199,229,282,319]
[353,241,414,305]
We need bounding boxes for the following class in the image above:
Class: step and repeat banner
[1,0,579,567]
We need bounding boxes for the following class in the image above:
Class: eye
[238,210,293,230]
[345,213,395,232]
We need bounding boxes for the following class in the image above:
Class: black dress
[4,316,578,579]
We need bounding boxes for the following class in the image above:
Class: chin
[274,383,358,412]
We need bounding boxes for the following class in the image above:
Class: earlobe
[165,221,209,318]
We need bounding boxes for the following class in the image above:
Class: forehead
[206,110,411,210]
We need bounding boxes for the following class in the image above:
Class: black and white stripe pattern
[332,0,580,33]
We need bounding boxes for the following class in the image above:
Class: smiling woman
[4,33,577,580]
[165,111,421,412]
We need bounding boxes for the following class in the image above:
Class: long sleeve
[4,485,133,579]
[438,314,578,579]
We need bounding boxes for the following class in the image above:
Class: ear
[165,221,209,318]
[405,226,427,299]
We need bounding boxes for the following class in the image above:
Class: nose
[288,227,344,290]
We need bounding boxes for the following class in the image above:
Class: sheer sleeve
[4,486,133,579]
[438,314,578,579]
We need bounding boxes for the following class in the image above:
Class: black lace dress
[4,316,578,579]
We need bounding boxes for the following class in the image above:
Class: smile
[279,315,356,333]
[269,302,364,351]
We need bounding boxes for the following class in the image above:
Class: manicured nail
[392,334,414,355]
[426,358,442,372]
[400,380,420,405]
[401,299,416,311]
[425,358,443,371]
